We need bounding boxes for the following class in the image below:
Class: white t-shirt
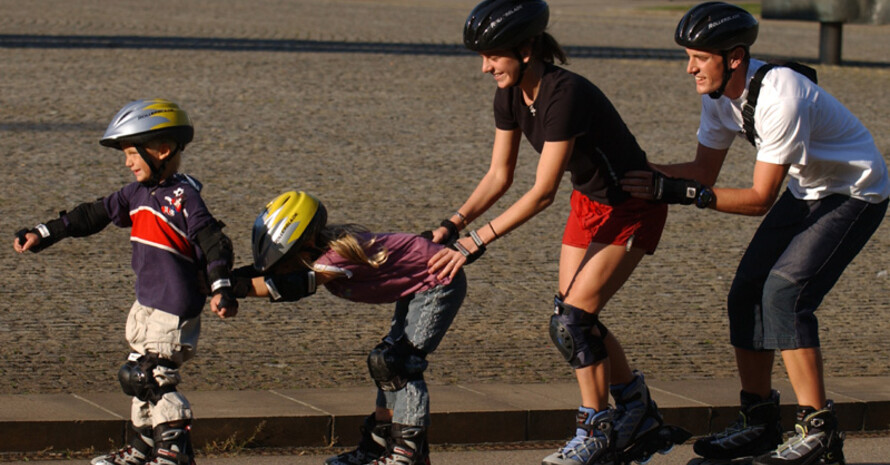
[697,59,890,203]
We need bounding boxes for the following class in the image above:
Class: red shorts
[562,190,668,254]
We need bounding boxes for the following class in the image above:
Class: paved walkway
[3,376,890,454]
[1,0,889,459]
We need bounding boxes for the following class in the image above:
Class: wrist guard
[231,265,260,298]
[451,238,485,265]
[19,218,67,253]
[264,270,317,302]
[438,219,459,246]
[652,173,712,208]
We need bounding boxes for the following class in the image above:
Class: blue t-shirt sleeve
[103,184,135,228]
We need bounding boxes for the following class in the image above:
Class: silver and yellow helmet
[100,98,194,150]
[252,191,327,272]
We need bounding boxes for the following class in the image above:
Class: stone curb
[2,377,889,453]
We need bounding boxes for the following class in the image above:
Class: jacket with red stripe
[103,174,216,318]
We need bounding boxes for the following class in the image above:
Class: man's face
[684,48,725,96]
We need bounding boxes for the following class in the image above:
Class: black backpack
[742,61,818,146]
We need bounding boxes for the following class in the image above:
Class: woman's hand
[427,236,479,280]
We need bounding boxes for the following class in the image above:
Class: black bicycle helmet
[675,2,758,53]
[463,0,549,52]
[675,2,758,99]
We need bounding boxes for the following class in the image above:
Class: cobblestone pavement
[1,0,889,395]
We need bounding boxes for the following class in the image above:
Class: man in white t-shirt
[621,3,889,465]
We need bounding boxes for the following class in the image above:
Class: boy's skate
[92,424,154,465]
[752,401,845,465]
[542,407,614,465]
[688,391,782,465]
[611,372,691,464]
[326,414,392,465]
[145,423,195,465]
[368,424,430,465]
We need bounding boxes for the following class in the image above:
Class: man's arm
[710,160,789,216]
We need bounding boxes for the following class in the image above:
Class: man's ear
[727,47,747,71]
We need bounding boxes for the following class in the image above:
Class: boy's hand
[13,229,40,253]
[211,291,239,319]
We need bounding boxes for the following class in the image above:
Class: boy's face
[121,142,168,183]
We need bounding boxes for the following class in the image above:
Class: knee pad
[118,353,178,403]
[549,295,609,369]
[367,337,428,392]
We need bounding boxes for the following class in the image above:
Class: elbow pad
[265,270,317,302]
[194,221,234,293]
[65,199,111,237]
[21,199,109,252]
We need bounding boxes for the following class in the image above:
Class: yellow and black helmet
[252,191,328,272]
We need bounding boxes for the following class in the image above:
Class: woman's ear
[520,39,534,64]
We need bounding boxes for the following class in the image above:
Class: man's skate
[752,401,845,465]
[611,372,691,465]
[687,391,782,465]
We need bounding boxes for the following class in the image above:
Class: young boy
[13,99,239,465]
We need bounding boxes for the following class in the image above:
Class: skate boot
[145,423,195,465]
[753,401,845,465]
[326,413,392,465]
[368,423,430,465]
[611,371,691,464]
[693,390,782,461]
[542,407,614,465]
[92,423,154,465]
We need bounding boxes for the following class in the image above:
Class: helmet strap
[135,143,181,186]
[708,51,734,99]
[708,48,749,100]
[511,48,529,88]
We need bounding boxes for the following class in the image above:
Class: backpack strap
[741,61,817,147]
[742,63,776,147]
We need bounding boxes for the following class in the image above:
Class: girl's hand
[430,226,451,244]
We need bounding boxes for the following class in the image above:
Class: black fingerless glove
[652,173,715,209]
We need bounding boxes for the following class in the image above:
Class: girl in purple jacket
[226,191,466,465]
